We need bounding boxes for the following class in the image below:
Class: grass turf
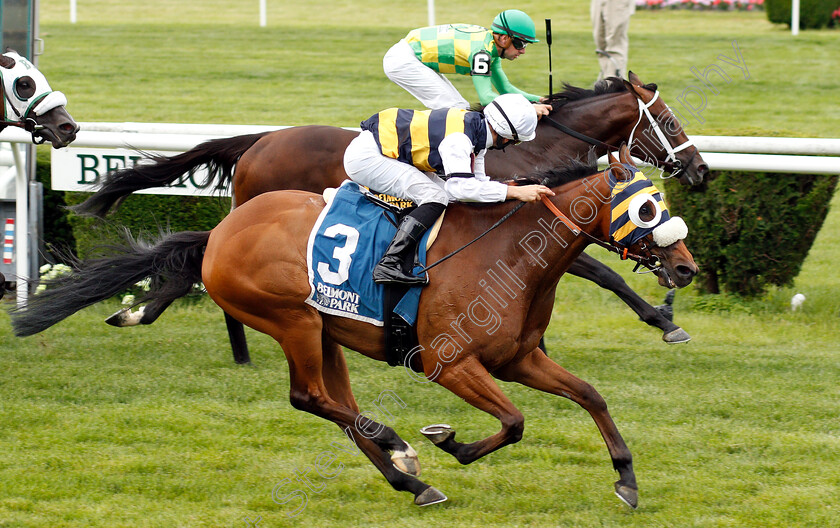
[1,1,838,526]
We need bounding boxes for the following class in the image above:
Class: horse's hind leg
[420,355,525,465]
[568,252,690,344]
[494,348,638,508]
[280,328,444,505]
[319,334,420,478]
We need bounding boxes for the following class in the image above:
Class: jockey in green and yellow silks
[383,10,552,116]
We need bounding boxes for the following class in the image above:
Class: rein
[416,201,527,274]
[416,190,661,277]
[542,115,616,152]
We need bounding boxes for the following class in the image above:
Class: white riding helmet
[483,93,538,143]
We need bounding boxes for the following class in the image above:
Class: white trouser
[383,39,470,110]
[343,130,449,206]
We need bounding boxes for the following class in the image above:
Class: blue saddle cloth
[305,181,429,326]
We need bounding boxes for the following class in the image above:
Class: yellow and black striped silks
[361,108,487,173]
[610,167,671,247]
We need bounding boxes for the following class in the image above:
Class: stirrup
[373,260,428,286]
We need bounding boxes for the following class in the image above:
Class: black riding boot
[373,203,443,285]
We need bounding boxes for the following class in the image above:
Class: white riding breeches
[343,130,449,206]
[383,39,470,110]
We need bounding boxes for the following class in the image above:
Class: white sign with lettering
[51,147,230,197]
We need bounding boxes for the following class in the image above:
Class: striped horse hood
[609,165,688,248]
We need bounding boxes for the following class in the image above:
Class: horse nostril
[59,122,80,134]
[676,264,696,279]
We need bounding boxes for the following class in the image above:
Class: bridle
[0,84,51,143]
[626,90,698,180]
[2,90,48,136]
[0,57,62,144]
[542,88,698,181]
[538,194,662,274]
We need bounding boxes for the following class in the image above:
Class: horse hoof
[391,444,421,476]
[105,308,130,327]
[614,483,638,509]
[420,424,454,445]
[106,306,145,327]
[414,486,448,507]
[662,328,691,344]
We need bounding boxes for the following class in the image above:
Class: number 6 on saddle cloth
[306,181,434,367]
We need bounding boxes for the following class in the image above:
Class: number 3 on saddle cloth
[305,180,440,367]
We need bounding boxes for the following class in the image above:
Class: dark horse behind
[1,50,79,296]
[0,50,79,148]
[71,73,708,362]
[11,150,698,508]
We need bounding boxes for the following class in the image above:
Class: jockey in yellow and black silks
[360,107,487,173]
[343,93,553,286]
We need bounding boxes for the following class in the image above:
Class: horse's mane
[548,78,658,105]
[512,160,599,189]
[470,78,659,113]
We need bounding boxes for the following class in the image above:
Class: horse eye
[15,76,37,99]
[627,195,661,229]
[638,203,655,222]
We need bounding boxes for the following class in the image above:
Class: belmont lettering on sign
[51,147,231,197]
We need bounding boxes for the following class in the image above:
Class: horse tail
[70,131,273,217]
[10,230,210,337]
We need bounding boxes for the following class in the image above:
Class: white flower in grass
[39,264,52,274]
[136,277,151,291]
[36,284,47,294]
[122,294,135,306]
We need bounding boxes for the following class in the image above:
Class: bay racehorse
[0,50,79,148]
[12,149,698,508]
[72,73,707,361]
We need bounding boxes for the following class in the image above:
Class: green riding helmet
[491,9,539,43]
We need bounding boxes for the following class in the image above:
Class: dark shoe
[373,216,430,285]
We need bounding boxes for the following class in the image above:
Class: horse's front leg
[568,252,690,344]
[420,355,525,465]
[494,348,638,508]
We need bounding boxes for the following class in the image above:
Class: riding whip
[545,19,553,96]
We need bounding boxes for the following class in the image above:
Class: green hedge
[35,150,231,259]
[765,0,838,28]
[36,150,77,261]
[62,192,231,259]
[664,171,838,297]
